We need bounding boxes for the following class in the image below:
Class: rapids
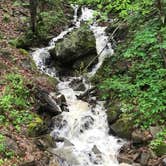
[32,5,128,166]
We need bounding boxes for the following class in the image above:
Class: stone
[47,147,79,165]
[140,152,150,166]
[69,78,86,91]
[50,93,69,112]
[35,134,56,150]
[50,25,97,69]
[80,115,94,131]
[54,137,73,147]
[106,102,121,125]
[36,89,62,116]
[150,126,162,138]
[118,155,133,164]
[38,50,52,66]
[110,116,133,139]
[92,145,101,155]
[73,53,98,71]
[161,158,166,166]
[50,115,68,137]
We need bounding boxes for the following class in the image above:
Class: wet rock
[51,115,68,133]
[38,50,52,66]
[110,116,133,139]
[50,93,69,112]
[140,151,150,166]
[50,25,97,69]
[92,145,101,155]
[81,116,94,130]
[54,137,73,147]
[77,87,96,100]
[35,134,56,150]
[161,158,166,166]
[47,147,79,165]
[69,78,86,91]
[36,90,62,116]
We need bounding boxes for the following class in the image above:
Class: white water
[32,6,127,166]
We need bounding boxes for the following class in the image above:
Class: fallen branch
[83,20,126,72]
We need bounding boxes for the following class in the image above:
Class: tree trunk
[29,0,38,33]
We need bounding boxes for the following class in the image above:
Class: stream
[32,6,127,166]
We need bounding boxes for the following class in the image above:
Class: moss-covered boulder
[50,25,97,65]
[106,101,121,125]
[110,116,133,139]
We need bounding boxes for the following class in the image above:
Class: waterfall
[32,5,129,166]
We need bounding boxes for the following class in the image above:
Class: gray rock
[54,137,73,147]
[92,145,101,155]
[36,90,62,116]
[69,78,86,91]
[140,152,150,166]
[80,116,94,131]
[47,147,79,165]
[50,93,69,112]
[162,158,166,166]
[50,25,97,65]
[35,134,56,150]
[38,50,51,66]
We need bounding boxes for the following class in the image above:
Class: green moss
[111,115,133,139]
[154,142,166,156]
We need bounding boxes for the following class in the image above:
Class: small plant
[3,14,10,23]
[0,73,35,131]
[150,129,166,156]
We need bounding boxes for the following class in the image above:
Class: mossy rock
[110,115,133,139]
[28,117,46,137]
[154,142,166,156]
[50,25,97,64]
[106,101,122,125]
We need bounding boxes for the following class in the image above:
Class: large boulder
[110,116,133,139]
[50,25,97,70]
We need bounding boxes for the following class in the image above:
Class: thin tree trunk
[29,0,38,33]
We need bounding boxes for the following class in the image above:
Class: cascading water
[32,6,129,166]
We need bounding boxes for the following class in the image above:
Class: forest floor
[0,1,57,165]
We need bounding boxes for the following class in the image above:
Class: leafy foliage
[0,74,35,131]
[94,2,166,129]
